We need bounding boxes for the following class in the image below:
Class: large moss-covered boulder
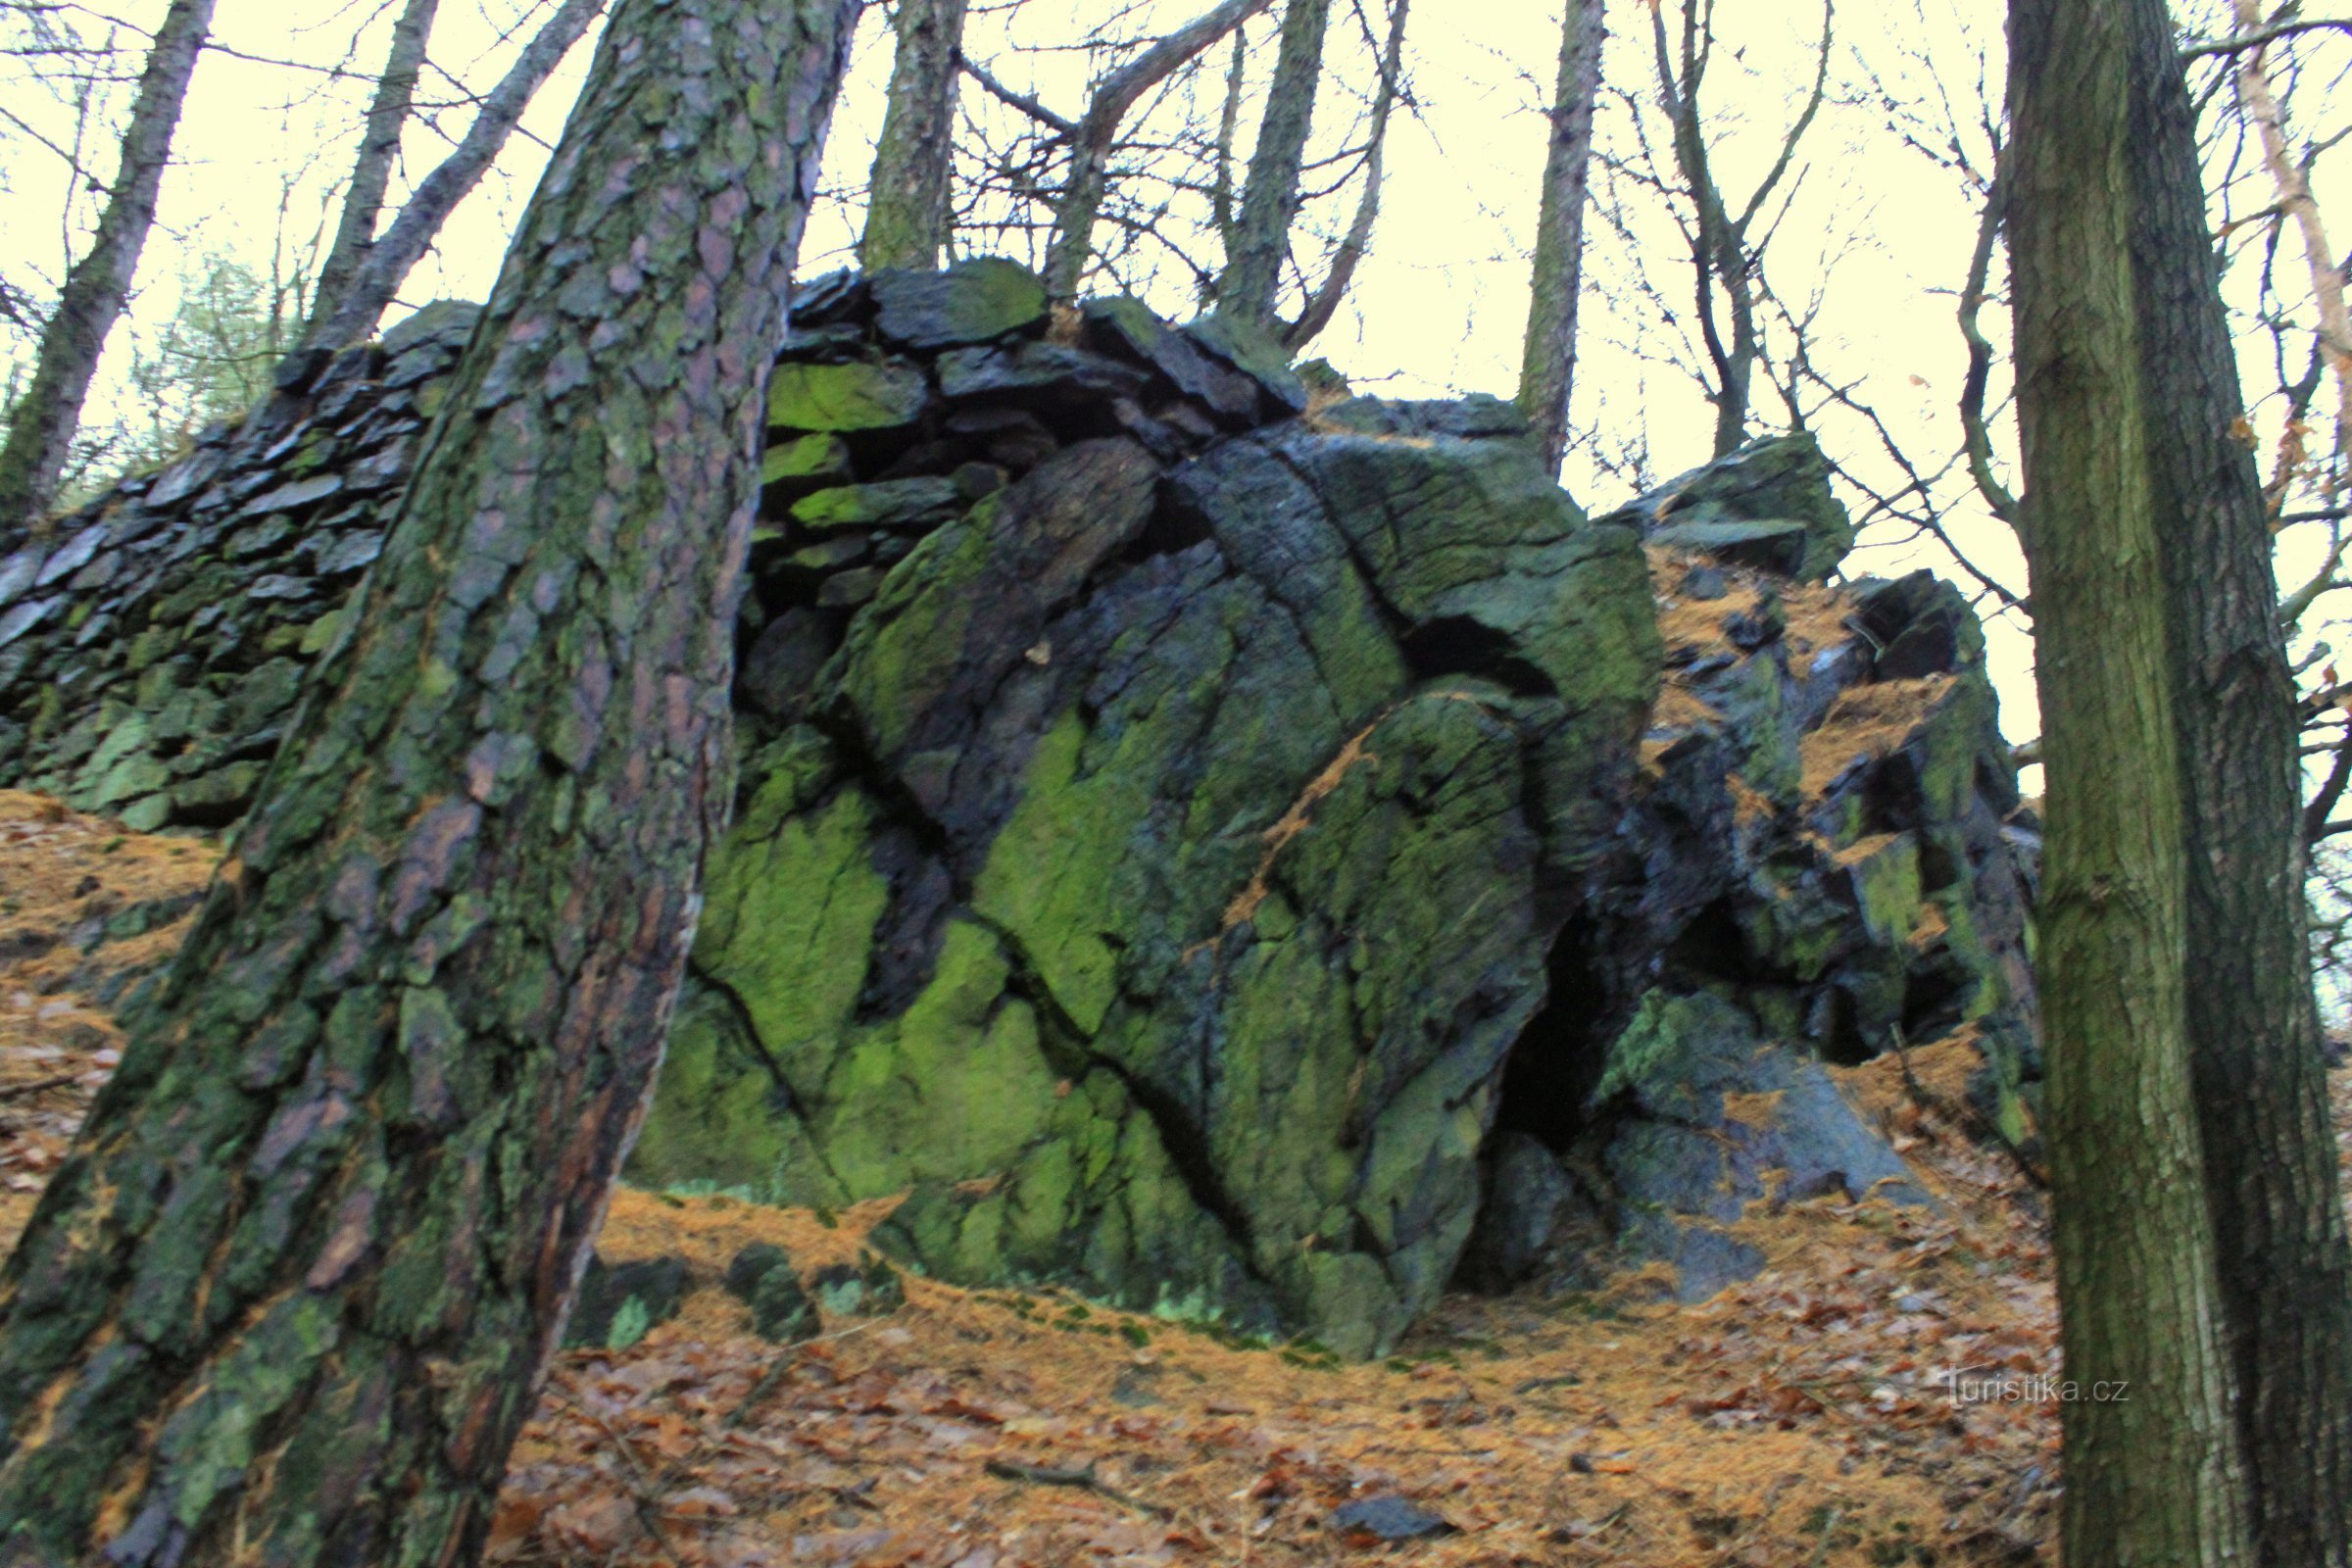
[0,260,2037,1348]
[632,411,1660,1354]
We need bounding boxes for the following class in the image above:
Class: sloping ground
[6,792,2351,1567]
[0,789,217,1239]
[508,1074,2068,1568]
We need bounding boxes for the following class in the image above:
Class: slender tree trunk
[860,0,969,270]
[1044,0,1272,300]
[1515,0,1604,474]
[306,0,444,346]
[0,0,213,535]
[0,0,861,1562]
[1210,32,1248,263]
[1651,1,1752,459]
[2230,0,2352,492]
[2007,1,2254,1563]
[1647,0,1828,459]
[2121,4,2352,1563]
[306,0,608,352]
[1215,0,1330,330]
[1281,0,1406,351]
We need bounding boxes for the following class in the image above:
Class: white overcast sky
[5,0,2347,767]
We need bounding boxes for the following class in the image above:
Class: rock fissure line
[2,265,2037,1354]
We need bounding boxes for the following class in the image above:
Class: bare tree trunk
[1957,168,2021,524]
[305,0,444,347]
[1044,0,1273,300]
[305,0,608,352]
[1215,0,1330,330]
[861,0,969,270]
[2120,5,2352,1564]
[2230,0,2352,496]
[0,0,213,535]
[1282,0,1407,351]
[2008,0,2254,1561]
[1515,0,1604,474]
[0,0,861,1561]
[1648,0,1830,459]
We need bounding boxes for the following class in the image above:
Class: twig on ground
[984,1457,1171,1518]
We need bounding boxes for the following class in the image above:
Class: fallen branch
[984,1457,1170,1518]
[0,1073,84,1102]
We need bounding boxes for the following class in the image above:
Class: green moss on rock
[766,360,930,432]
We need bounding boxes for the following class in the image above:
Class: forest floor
[4,788,2349,1568]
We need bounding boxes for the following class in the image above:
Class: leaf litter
[7,796,2352,1568]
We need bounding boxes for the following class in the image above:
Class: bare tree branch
[2182,18,2352,61]
[1283,0,1407,350]
[306,0,442,345]
[1044,0,1275,298]
[1958,167,2020,525]
[306,0,607,350]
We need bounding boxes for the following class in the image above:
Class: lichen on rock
[0,261,2039,1352]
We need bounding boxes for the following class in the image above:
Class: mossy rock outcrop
[0,261,2037,1352]
[635,406,1662,1354]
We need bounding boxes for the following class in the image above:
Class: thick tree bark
[0,0,213,536]
[1215,0,1330,331]
[860,0,969,270]
[2119,4,2352,1563]
[0,0,861,1562]
[1515,0,1604,474]
[1044,0,1273,300]
[305,0,444,347]
[2007,1,2254,1563]
[305,0,608,352]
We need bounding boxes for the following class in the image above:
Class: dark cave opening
[1398,614,1559,698]
[1489,917,1623,1149]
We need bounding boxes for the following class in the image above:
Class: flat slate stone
[871,258,1048,350]
[1604,431,1856,581]
[379,299,483,356]
[936,341,1152,402]
[1645,517,1813,576]
[237,473,345,518]
[768,361,931,432]
[1181,311,1307,413]
[762,432,854,490]
[1332,1495,1453,1542]
[33,526,106,588]
[1314,394,1529,441]
[792,478,964,530]
[1081,297,1260,423]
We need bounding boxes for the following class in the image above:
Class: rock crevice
[0,262,2035,1353]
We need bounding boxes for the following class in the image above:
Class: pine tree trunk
[0,0,861,1562]
[0,0,214,536]
[860,0,968,270]
[2006,1,2253,1563]
[1515,0,1604,474]
[2120,3,2352,1562]
[1215,0,1330,330]
[306,0,444,345]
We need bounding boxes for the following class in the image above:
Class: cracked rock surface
[0,262,2035,1353]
